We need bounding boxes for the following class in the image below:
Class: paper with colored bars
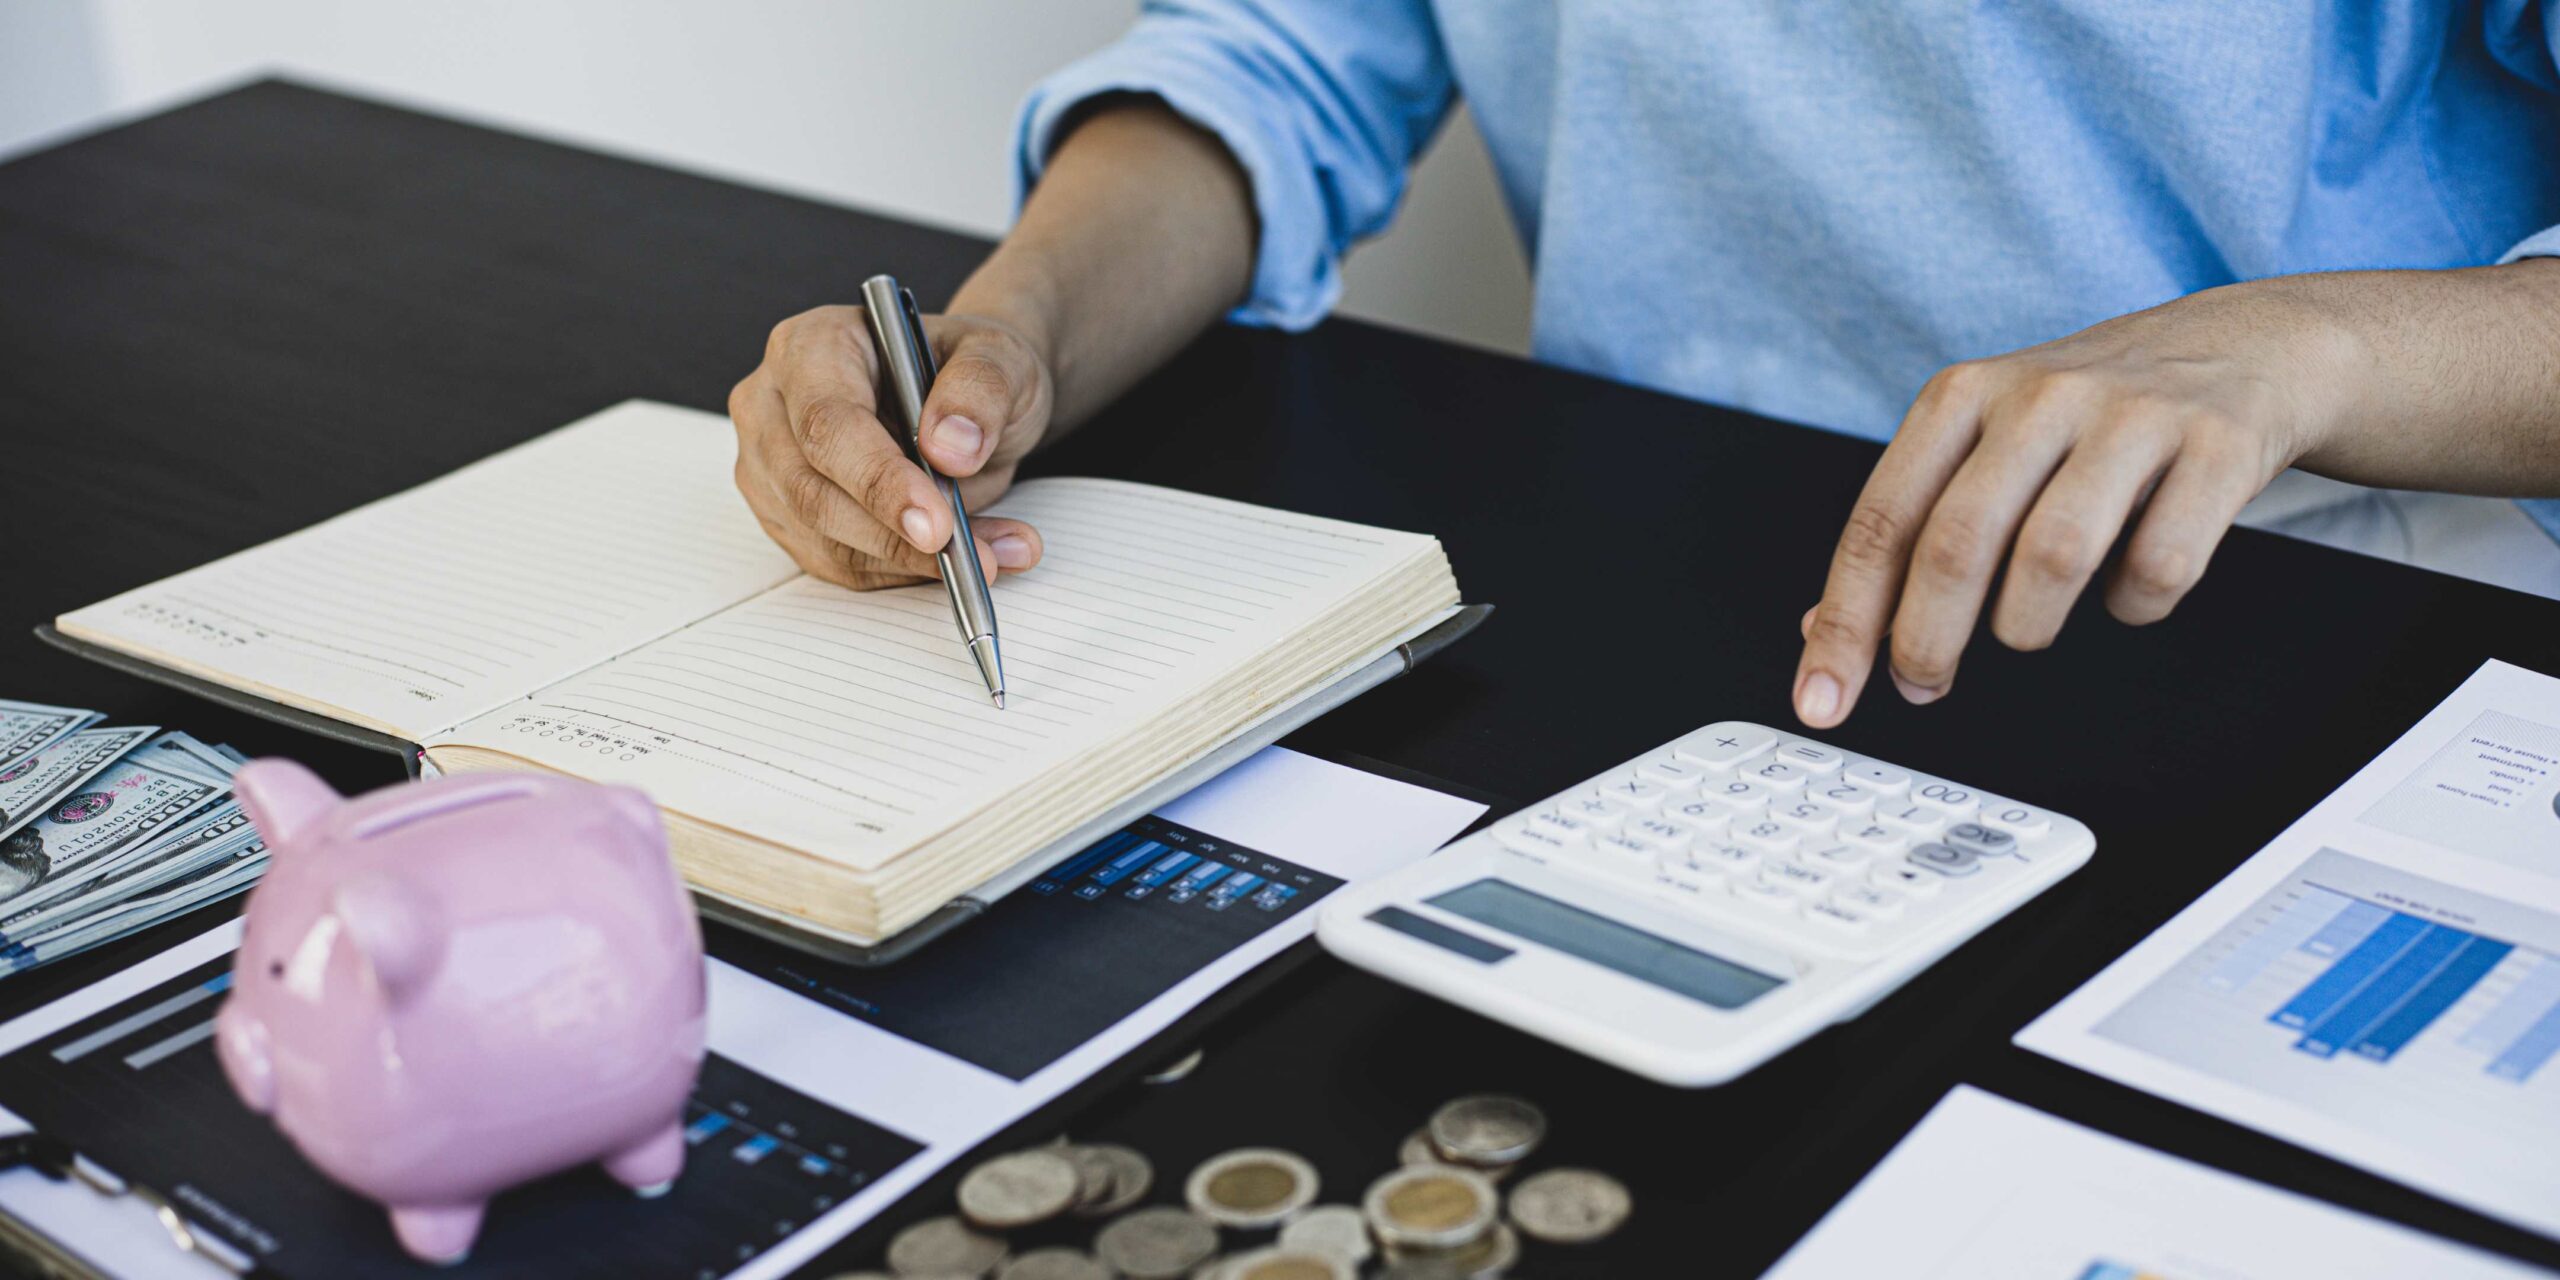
[2019,659,2560,1240]
[1760,1087,2546,1280]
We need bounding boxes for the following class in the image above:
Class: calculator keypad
[1487,722,2070,957]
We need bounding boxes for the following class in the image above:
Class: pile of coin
[837,1096,1628,1279]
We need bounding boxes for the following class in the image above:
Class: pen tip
[991,692,1006,710]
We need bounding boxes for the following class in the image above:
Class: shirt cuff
[1013,39,1340,331]
[2497,224,2560,264]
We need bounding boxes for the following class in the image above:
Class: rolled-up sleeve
[1012,0,1455,330]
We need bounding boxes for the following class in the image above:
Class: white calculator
[1317,721,2094,1086]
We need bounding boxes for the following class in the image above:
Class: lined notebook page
[434,479,1434,868]
[56,402,796,741]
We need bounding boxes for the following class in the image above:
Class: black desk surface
[4,81,2557,1276]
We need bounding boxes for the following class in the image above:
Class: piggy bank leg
[601,1122,686,1199]
[389,1202,485,1266]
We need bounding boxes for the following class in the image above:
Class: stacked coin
[844,1096,1628,1279]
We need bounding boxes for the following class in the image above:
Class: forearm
[949,102,1257,432]
[2294,257,2560,495]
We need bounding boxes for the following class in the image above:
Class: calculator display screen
[1427,878,1785,1010]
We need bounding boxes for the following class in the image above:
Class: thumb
[919,328,1030,478]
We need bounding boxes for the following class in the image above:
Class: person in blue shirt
[727,2,2560,728]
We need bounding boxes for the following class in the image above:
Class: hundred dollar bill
[0,851,265,976]
[136,729,241,784]
[0,701,101,774]
[0,801,256,940]
[0,726,157,840]
[0,740,228,911]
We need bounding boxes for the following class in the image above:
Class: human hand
[1791,278,2370,727]
[730,306,1051,589]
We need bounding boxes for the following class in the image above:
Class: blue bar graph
[2271,912,2427,1030]
[1033,830,1141,894]
[2351,936,2513,1061]
[1167,863,1230,901]
[1088,840,1170,888]
[685,1112,732,1144]
[1251,883,1299,911]
[2301,898,2391,957]
[2462,957,2560,1055]
[1132,851,1200,888]
[732,1133,778,1165]
[2297,923,2470,1057]
[2489,996,2560,1081]
[1206,872,1263,904]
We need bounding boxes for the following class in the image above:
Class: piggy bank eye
[267,960,284,979]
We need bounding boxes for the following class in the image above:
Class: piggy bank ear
[332,872,443,1001]
[235,760,341,850]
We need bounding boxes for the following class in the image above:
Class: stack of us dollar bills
[0,699,266,975]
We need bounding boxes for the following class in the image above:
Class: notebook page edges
[428,478,1442,871]
[54,401,798,742]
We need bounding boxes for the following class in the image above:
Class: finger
[1884,389,2084,703]
[2104,427,2262,625]
[1988,414,2178,651]
[968,515,1045,574]
[770,328,951,555]
[755,513,933,592]
[764,455,944,577]
[1793,363,1999,728]
[920,327,1036,477]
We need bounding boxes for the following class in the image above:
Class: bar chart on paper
[2091,849,2560,1204]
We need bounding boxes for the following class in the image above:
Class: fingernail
[1796,671,1840,724]
[1891,670,1946,705]
[899,507,936,550]
[993,533,1033,569]
[933,415,983,459]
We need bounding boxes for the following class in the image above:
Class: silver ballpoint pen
[862,274,1007,708]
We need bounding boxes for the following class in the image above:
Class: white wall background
[0,0,1534,354]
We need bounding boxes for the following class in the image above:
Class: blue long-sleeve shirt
[1015,2,2560,534]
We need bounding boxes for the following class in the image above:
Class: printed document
[2018,659,2560,1238]
[1762,1086,2545,1280]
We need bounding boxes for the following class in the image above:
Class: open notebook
[46,402,1470,951]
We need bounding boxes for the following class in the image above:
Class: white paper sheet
[0,746,1483,1278]
[2018,658,2560,1239]
[1763,1086,2546,1280]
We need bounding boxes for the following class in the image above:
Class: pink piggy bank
[214,760,706,1265]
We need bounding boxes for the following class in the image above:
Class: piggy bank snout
[215,1000,276,1115]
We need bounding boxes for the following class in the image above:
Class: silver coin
[1094,1206,1221,1280]
[1276,1204,1373,1265]
[1142,1045,1207,1084]
[958,1149,1083,1229]
[1379,1224,1519,1279]
[1425,1096,1545,1168]
[995,1247,1115,1280]
[1185,1147,1319,1229]
[1217,1246,1356,1280]
[1361,1165,1497,1252]
[885,1215,1009,1277]
[1397,1129,1445,1168]
[1506,1167,1632,1244]
[1069,1142,1157,1218]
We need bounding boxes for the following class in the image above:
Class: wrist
[949,247,1065,372]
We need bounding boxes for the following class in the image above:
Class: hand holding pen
[722,287,1049,595]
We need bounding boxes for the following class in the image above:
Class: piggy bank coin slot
[352,782,539,840]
